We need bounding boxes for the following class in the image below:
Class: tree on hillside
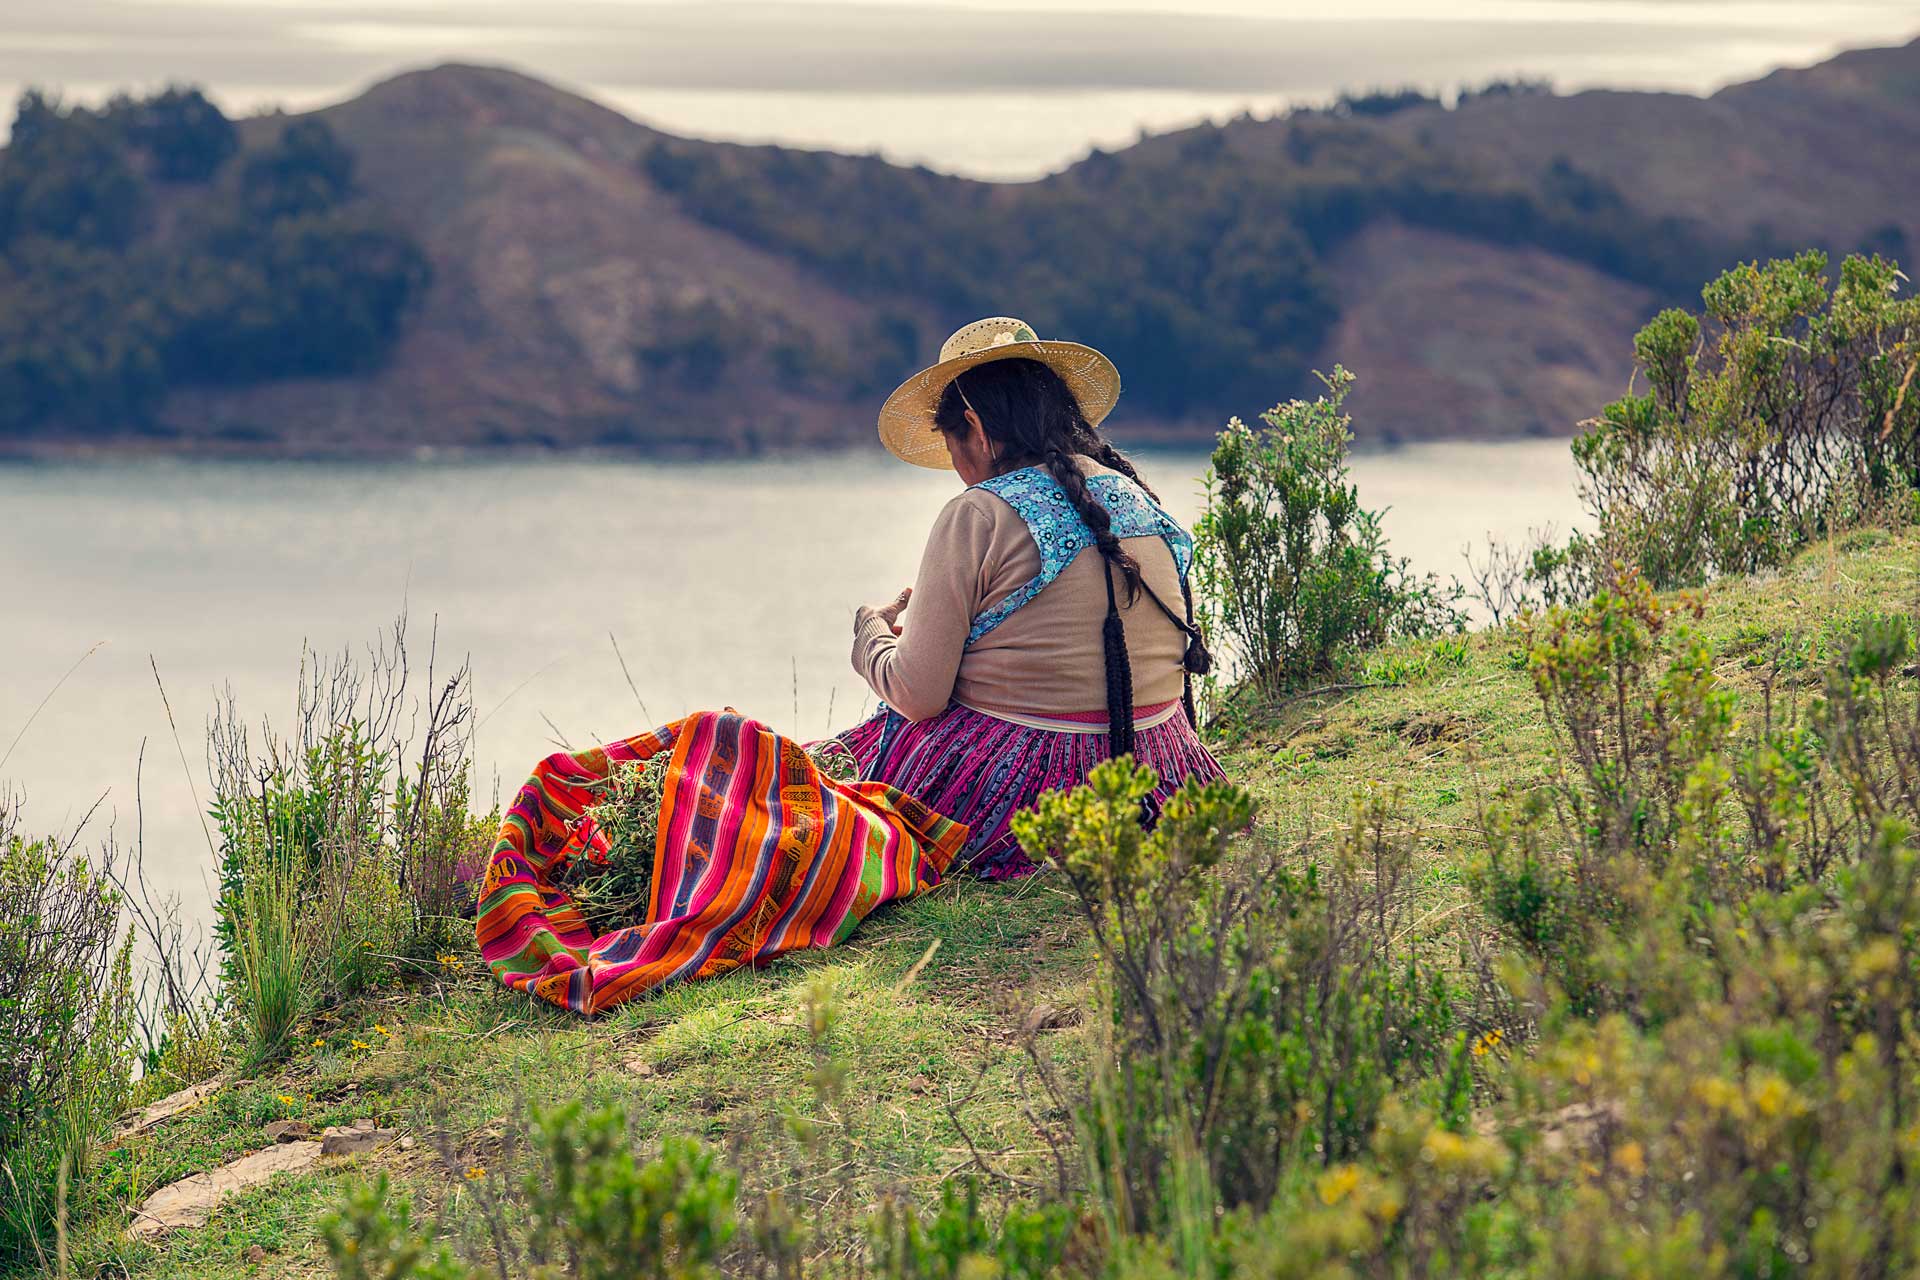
[0,88,427,436]
[0,95,143,250]
[241,119,355,219]
[115,86,238,182]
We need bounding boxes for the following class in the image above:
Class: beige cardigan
[851,456,1188,722]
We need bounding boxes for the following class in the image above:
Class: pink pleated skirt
[833,698,1227,880]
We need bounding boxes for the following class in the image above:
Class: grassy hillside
[50,523,1918,1278]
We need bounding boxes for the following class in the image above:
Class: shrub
[1467,581,1920,1274]
[1192,366,1463,697]
[865,1181,1069,1280]
[322,1174,469,1280]
[1011,759,1482,1265]
[522,1105,739,1280]
[1569,251,1919,590]
[0,801,135,1263]
[321,1096,1061,1280]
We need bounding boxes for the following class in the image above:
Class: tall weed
[229,848,307,1068]
[211,613,484,1045]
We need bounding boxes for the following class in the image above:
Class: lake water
[0,441,1583,925]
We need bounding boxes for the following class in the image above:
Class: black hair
[932,357,1209,759]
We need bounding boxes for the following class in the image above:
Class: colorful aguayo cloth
[477,710,966,1014]
[837,698,1228,880]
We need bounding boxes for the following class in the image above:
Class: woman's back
[852,454,1187,722]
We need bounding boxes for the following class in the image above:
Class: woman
[837,316,1227,879]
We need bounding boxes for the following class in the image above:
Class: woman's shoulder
[930,485,1020,542]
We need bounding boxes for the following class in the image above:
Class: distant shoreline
[0,430,1574,470]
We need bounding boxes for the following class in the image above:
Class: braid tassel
[1179,576,1208,731]
[1102,562,1135,761]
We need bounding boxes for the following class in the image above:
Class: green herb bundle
[567,754,669,935]
[565,740,862,935]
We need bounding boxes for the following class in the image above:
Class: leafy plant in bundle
[569,741,863,936]
[1192,366,1464,698]
[569,754,672,935]
[807,738,860,783]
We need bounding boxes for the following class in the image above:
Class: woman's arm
[852,495,994,721]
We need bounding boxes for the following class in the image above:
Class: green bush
[0,802,135,1263]
[229,847,309,1069]
[1011,759,1481,1267]
[1463,579,1920,1274]
[321,1098,1062,1280]
[865,1181,1069,1280]
[1192,366,1463,696]
[1569,251,1919,590]
[522,1105,739,1280]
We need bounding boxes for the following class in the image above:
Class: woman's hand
[871,587,911,636]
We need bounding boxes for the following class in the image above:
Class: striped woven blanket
[476,710,966,1014]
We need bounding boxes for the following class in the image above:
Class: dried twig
[0,639,106,772]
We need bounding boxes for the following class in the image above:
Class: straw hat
[876,316,1122,470]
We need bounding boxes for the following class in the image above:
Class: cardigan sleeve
[851,493,996,722]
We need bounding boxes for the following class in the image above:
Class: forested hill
[4,36,1918,457]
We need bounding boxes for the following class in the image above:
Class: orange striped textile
[475,710,966,1014]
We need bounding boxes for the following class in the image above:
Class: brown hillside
[138,38,1920,454]
[163,66,944,455]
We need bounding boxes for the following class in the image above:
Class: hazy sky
[6,0,1918,177]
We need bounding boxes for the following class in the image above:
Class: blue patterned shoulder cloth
[964,464,1194,647]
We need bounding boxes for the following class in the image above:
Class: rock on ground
[129,1141,323,1238]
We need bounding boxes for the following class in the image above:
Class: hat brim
[876,339,1122,470]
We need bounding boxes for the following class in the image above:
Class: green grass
[52,527,1920,1278]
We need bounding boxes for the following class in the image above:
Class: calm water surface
[0,443,1582,924]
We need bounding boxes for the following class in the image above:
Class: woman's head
[931,357,1090,485]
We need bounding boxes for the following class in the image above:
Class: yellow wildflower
[1749,1071,1801,1120]
[351,1038,371,1052]
[278,1094,296,1106]
[464,1166,486,1181]
[1316,1163,1362,1206]
[1612,1140,1646,1178]
[313,1037,325,1048]
[374,1024,391,1037]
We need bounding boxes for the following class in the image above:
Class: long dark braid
[934,358,1150,759]
[1074,419,1210,728]
[1074,429,1160,504]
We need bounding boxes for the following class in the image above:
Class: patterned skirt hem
[834,700,1227,879]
